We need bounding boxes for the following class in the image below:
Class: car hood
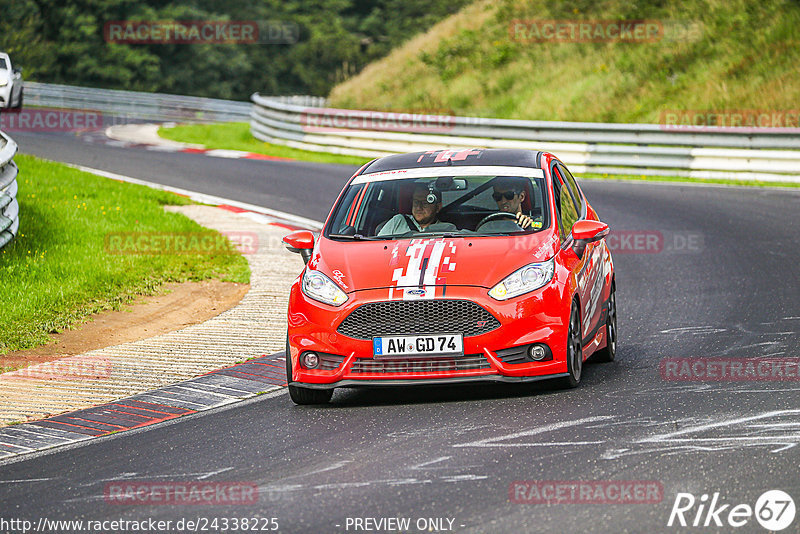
[310,232,560,293]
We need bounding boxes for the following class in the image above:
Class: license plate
[373,334,463,358]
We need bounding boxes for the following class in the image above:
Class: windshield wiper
[427,231,464,238]
[390,231,468,239]
[468,232,510,237]
[328,234,388,241]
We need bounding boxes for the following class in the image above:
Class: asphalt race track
[10,130,356,222]
[2,131,800,533]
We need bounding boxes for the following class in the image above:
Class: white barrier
[24,81,252,123]
[250,94,800,182]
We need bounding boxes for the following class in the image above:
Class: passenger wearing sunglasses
[492,177,535,229]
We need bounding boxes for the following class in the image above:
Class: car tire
[10,88,22,110]
[591,284,617,363]
[560,302,583,388]
[285,336,333,405]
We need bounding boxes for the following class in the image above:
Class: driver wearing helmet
[492,177,535,229]
[378,183,456,236]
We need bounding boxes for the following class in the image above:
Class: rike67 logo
[667,490,795,531]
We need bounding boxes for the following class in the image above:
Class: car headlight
[302,269,348,306]
[0,79,7,87]
[488,258,555,300]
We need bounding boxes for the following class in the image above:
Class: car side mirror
[283,230,315,264]
[571,220,609,258]
[13,67,21,75]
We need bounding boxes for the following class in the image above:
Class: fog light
[302,352,319,369]
[528,344,547,361]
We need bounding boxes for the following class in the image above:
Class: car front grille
[349,354,489,374]
[336,299,501,340]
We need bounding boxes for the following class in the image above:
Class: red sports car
[283,149,616,404]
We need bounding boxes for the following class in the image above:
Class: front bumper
[291,373,570,390]
[287,284,570,387]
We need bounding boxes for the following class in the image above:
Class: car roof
[350,165,545,184]
[361,149,543,174]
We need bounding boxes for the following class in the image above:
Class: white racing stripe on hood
[389,238,457,300]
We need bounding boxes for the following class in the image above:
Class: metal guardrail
[12,82,800,181]
[25,81,252,123]
[0,130,19,249]
[250,94,800,182]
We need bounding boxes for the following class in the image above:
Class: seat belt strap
[402,214,417,231]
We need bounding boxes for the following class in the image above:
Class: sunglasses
[492,190,518,201]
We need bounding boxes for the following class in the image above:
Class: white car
[0,53,23,110]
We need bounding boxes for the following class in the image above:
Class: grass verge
[0,154,250,354]
[329,0,800,123]
[158,122,371,166]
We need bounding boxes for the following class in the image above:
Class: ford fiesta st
[283,149,616,404]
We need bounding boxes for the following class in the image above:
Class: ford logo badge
[407,289,426,296]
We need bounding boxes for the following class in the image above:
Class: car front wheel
[560,303,583,388]
[12,88,23,109]
[592,284,616,363]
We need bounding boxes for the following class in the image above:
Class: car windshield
[0,58,7,71]
[325,170,550,240]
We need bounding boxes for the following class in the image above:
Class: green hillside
[328,0,800,123]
